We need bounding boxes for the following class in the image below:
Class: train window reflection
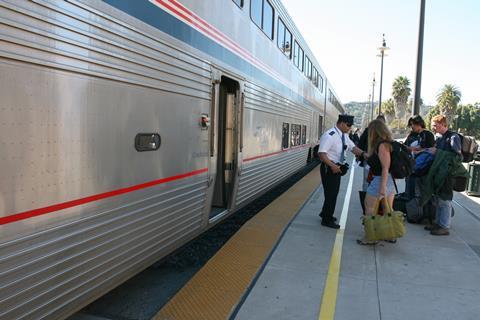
[277,18,292,58]
[282,123,289,149]
[291,124,301,147]
[301,125,307,144]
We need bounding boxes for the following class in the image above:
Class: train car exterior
[0,0,344,318]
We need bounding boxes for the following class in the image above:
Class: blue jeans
[366,175,395,197]
[434,197,452,228]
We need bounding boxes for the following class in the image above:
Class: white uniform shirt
[318,126,356,163]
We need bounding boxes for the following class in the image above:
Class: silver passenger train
[0,0,344,318]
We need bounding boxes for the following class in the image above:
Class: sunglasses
[345,123,353,127]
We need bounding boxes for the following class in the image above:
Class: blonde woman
[357,119,397,245]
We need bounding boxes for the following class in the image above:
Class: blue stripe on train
[102,0,317,108]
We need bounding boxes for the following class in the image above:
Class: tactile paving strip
[153,167,320,320]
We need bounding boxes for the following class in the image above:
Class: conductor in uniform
[318,114,366,228]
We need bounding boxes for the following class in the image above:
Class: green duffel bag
[363,199,406,241]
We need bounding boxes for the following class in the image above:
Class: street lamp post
[377,34,389,115]
[371,74,376,121]
[412,0,426,116]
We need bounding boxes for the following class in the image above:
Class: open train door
[208,75,240,220]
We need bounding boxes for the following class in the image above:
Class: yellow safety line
[318,164,355,320]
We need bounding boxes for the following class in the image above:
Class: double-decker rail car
[0,0,345,318]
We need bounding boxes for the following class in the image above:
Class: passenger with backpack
[423,115,467,236]
[405,115,435,153]
[401,115,436,223]
[357,119,401,245]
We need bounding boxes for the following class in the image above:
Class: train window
[251,0,262,27]
[304,57,312,80]
[282,123,289,149]
[293,41,304,71]
[135,133,161,152]
[319,75,324,93]
[291,124,301,147]
[250,0,274,39]
[312,68,318,87]
[277,18,292,58]
[301,125,307,144]
[232,0,243,8]
[263,1,274,39]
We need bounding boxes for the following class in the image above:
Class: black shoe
[424,224,439,231]
[431,228,450,236]
[321,220,340,229]
[318,213,337,221]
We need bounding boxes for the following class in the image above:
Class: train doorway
[210,77,239,218]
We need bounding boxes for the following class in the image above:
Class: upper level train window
[232,0,243,8]
[293,41,304,71]
[312,67,319,87]
[304,57,312,80]
[318,75,324,92]
[282,123,290,149]
[277,18,292,58]
[251,0,274,39]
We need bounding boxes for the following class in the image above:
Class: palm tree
[436,84,461,121]
[392,76,411,122]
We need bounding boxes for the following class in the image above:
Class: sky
[281,0,480,106]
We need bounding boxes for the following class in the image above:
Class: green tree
[381,98,396,125]
[392,76,411,122]
[457,103,480,138]
[425,105,441,131]
[436,84,461,121]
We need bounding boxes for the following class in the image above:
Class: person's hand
[379,185,387,198]
[428,147,437,155]
[330,164,342,174]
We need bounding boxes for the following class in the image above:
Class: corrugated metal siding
[245,82,312,120]
[236,149,308,206]
[0,180,208,319]
[0,0,211,99]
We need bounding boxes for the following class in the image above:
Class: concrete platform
[233,161,480,320]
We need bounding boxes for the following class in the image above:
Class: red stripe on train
[0,168,208,226]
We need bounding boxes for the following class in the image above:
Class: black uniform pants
[320,162,342,220]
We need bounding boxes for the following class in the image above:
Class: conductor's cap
[338,114,354,125]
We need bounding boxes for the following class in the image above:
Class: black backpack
[385,141,415,179]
